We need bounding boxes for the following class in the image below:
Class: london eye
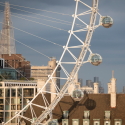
[3,0,113,124]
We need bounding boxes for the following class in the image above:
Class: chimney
[93,82,99,94]
[110,70,116,108]
[107,83,111,94]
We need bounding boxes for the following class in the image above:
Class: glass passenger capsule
[71,89,84,100]
[90,54,102,66]
[101,16,113,28]
[48,120,59,125]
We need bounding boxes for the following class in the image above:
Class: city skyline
[0,0,124,94]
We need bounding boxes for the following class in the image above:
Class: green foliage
[20,77,26,80]
[29,78,34,80]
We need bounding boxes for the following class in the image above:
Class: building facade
[99,86,104,93]
[86,80,94,89]
[0,80,37,123]
[1,54,30,79]
[31,57,61,89]
[0,68,17,80]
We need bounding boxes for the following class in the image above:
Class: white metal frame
[4,0,103,124]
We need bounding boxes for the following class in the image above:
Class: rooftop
[22,94,125,125]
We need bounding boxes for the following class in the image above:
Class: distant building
[78,78,83,87]
[94,77,99,83]
[81,86,94,94]
[1,54,30,79]
[31,57,61,89]
[0,2,16,56]
[99,86,104,93]
[86,80,94,89]
[68,75,94,94]
[86,80,92,87]
[122,86,125,93]
[94,77,102,87]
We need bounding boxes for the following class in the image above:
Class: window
[63,111,69,119]
[72,119,79,125]
[105,111,110,119]
[85,122,88,125]
[19,62,21,67]
[62,119,68,125]
[11,89,16,97]
[114,119,122,125]
[83,119,89,125]
[93,119,100,125]
[12,60,14,67]
[48,119,58,125]
[106,122,108,125]
[105,121,111,125]
[0,89,4,97]
[84,111,89,119]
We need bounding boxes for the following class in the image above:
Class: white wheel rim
[4,0,102,124]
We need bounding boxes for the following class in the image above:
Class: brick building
[1,54,30,79]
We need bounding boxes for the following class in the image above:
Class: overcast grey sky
[0,0,125,93]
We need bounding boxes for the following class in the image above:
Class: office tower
[123,86,125,94]
[86,80,92,87]
[0,2,16,56]
[78,78,83,87]
[94,77,99,83]
[99,86,104,93]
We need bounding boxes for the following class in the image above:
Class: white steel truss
[4,0,102,124]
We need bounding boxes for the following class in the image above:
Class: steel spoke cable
[11,14,68,32]
[2,11,68,32]
[0,10,84,28]
[0,30,51,59]
[0,4,86,28]
[0,1,72,16]
[0,42,35,67]
[0,4,96,26]
[0,22,63,48]
[0,4,72,24]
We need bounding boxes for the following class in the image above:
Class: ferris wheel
[4,0,113,125]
